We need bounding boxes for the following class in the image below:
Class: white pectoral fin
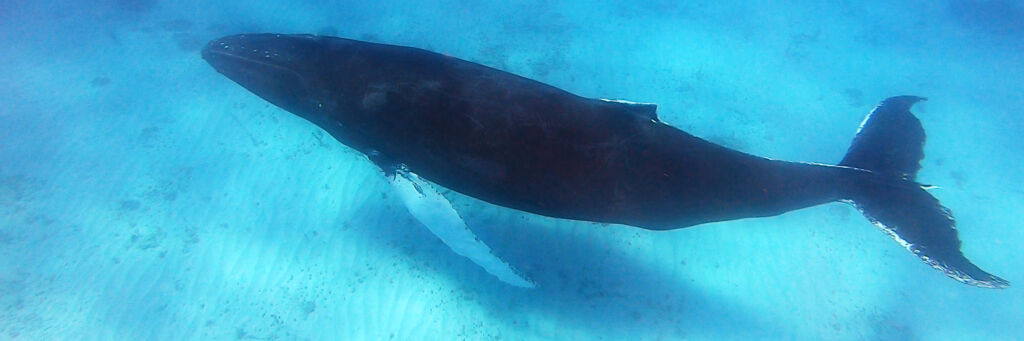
[389,169,535,288]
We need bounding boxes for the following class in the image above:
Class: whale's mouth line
[204,49,301,78]
[204,48,313,97]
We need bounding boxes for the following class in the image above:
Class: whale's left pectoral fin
[388,168,535,288]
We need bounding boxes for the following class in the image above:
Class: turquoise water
[2,0,1022,339]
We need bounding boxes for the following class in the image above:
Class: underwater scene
[2,0,1022,339]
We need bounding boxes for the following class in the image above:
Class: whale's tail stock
[839,96,1008,288]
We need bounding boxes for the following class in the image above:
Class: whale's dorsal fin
[389,167,535,288]
[600,99,658,120]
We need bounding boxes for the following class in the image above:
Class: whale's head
[202,34,355,124]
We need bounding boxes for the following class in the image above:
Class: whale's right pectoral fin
[388,167,535,288]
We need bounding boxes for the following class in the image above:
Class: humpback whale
[202,34,1007,288]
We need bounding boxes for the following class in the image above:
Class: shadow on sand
[343,189,779,339]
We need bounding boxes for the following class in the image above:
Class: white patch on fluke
[389,169,535,288]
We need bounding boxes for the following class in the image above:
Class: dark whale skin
[202,34,1007,288]
[202,34,842,230]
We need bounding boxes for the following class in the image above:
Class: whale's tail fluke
[840,96,1008,288]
